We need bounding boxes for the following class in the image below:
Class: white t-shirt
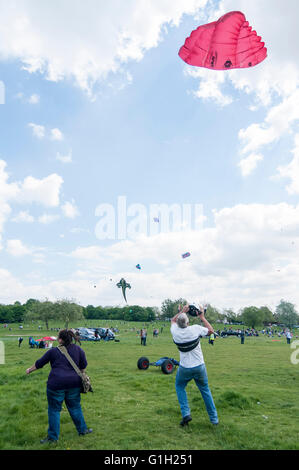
[171,323,209,368]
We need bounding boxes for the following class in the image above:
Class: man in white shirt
[171,304,218,427]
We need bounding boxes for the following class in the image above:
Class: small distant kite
[136,264,141,270]
[182,252,191,259]
[153,217,160,223]
[117,278,131,303]
[179,11,267,70]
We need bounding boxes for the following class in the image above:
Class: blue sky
[0,0,299,311]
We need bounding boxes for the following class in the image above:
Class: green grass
[0,320,298,450]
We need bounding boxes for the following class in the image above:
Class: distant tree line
[160,298,299,329]
[0,297,298,329]
[0,299,157,328]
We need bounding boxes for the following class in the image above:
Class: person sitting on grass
[171,304,219,428]
[26,329,92,444]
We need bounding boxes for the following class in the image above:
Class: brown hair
[58,329,76,347]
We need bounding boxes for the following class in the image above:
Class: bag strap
[57,345,84,379]
[173,336,201,353]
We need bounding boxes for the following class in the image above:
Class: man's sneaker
[79,428,93,436]
[180,415,192,427]
[40,437,56,444]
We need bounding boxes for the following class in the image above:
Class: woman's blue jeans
[175,364,218,424]
[47,387,88,441]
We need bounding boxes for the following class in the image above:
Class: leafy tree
[205,304,221,323]
[144,307,156,322]
[275,300,299,328]
[0,304,25,323]
[241,306,263,329]
[84,305,98,319]
[55,299,84,329]
[259,306,275,325]
[223,309,240,324]
[25,300,57,330]
[151,307,161,319]
[161,298,187,320]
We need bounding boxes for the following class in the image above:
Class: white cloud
[56,150,72,164]
[50,128,64,141]
[70,227,90,234]
[209,0,299,106]
[0,0,208,96]
[0,160,20,248]
[239,90,299,156]
[238,153,263,177]
[28,93,40,104]
[65,202,299,309]
[7,239,31,257]
[28,122,45,139]
[276,134,299,195]
[179,0,299,181]
[38,213,60,225]
[11,210,34,223]
[62,200,79,219]
[16,92,40,104]
[17,174,64,207]
[28,123,65,141]
[2,201,299,308]
[184,67,233,106]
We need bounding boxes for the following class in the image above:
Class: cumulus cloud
[0,161,20,248]
[0,160,65,252]
[64,202,299,309]
[184,67,233,107]
[50,128,64,141]
[11,210,34,223]
[56,150,72,164]
[1,201,299,308]
[28,93,40,104]
[238,90,299,156]
[276,134,299,195]
[180,0,299,181]
[38,214,60,225]
[28,122,45,139]
[0,0,208,96]
[238,153,263,177]
[62,200,79,219]
[6,239,31,257]
[17,174,64,207]
[28,123,64,141]
[16,92,40,104]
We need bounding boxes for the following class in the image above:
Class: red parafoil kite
[179,11,267,70]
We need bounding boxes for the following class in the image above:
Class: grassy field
[0,320,298,450]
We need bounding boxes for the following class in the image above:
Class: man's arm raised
[197,306,214,335]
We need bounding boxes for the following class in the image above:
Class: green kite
[117,278,131,303]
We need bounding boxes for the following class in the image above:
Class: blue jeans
[175,364,218,424]
[47,387,88,441]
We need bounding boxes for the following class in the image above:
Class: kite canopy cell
[179,11,267,70]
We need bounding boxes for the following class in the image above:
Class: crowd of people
[9,305,296,444]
